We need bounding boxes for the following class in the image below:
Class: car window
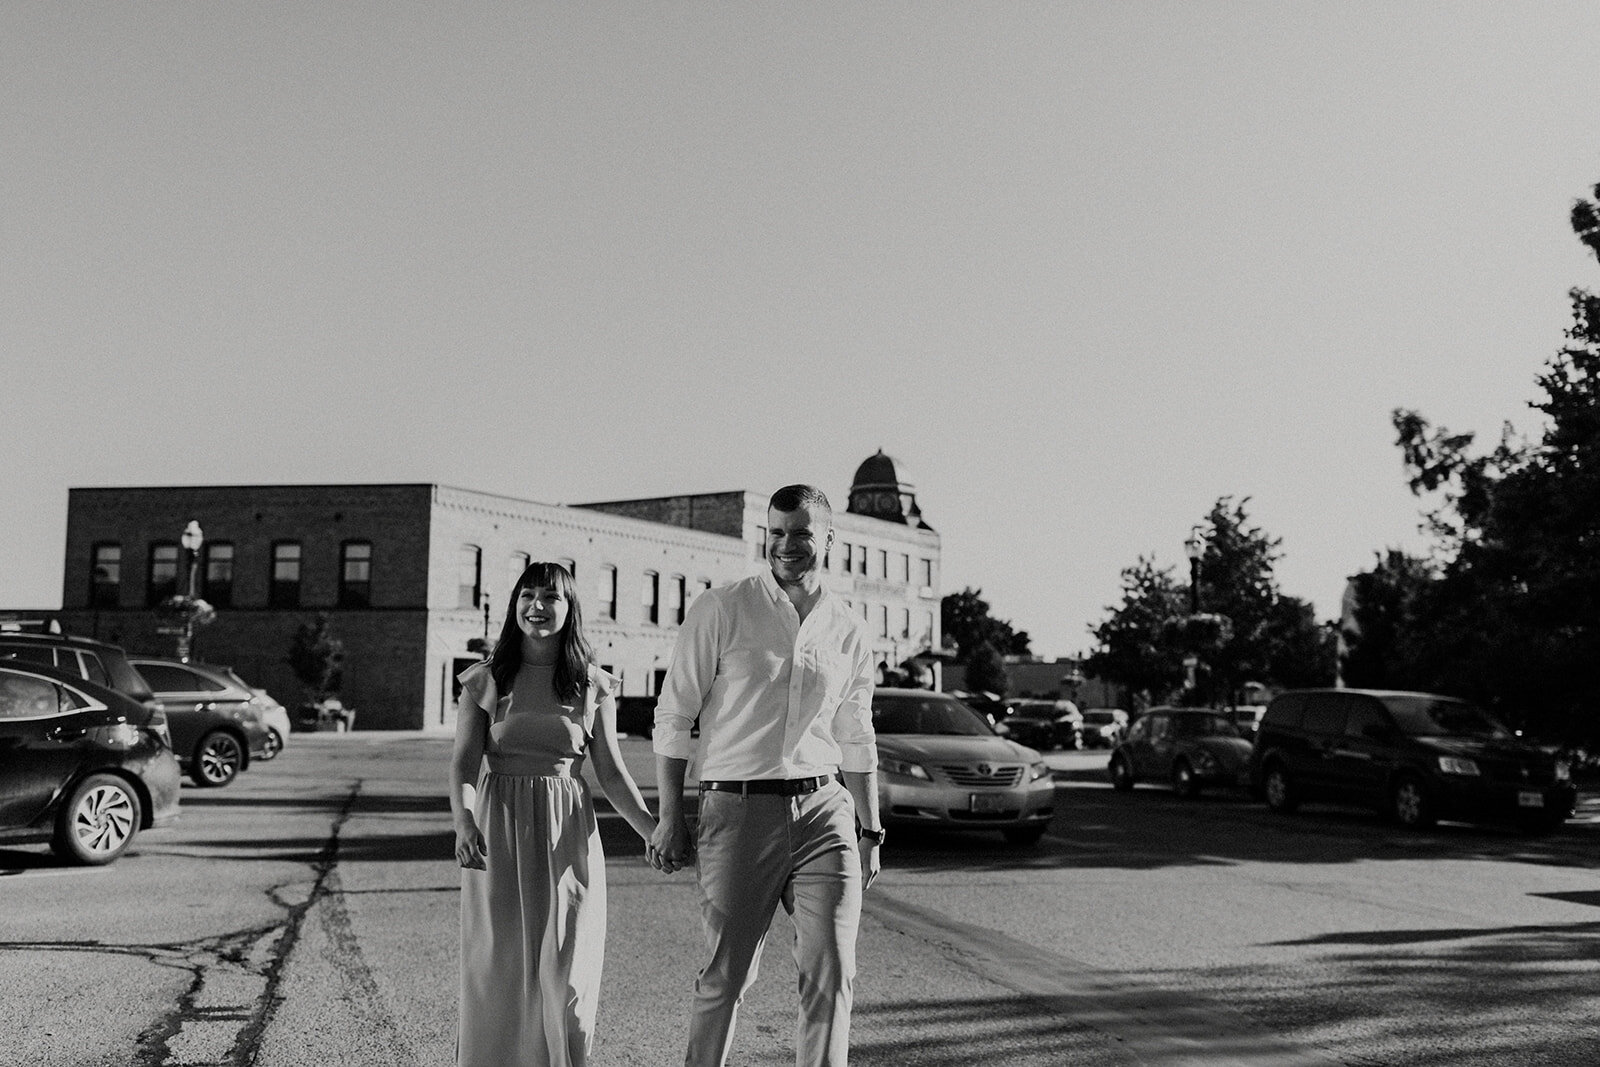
[1172,714,1241,739]
[1264,693,1305,728]
[0,671,63,718]
[1148,714,1171,741]
[1301,694,1348,736]
[1381,695,1513,739]
[78,651,111,687]
[1012,702,1056,720]
[873,696,993,736]
[0,642,59,668]
[137,662,222,693]
[1342,699,1390,739]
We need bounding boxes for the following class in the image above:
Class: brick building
[48,456,942,731]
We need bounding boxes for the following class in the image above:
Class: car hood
[1417,736,1555,763]
[877,733,1039,763]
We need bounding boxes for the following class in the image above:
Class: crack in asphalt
[126,779,364,1066]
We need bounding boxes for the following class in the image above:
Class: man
[649,484,882,1067]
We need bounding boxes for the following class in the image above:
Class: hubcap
[201,738,241,782]
[74,785,135,854]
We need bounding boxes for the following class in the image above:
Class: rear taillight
[145,700,173,749]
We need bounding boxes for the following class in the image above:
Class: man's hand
[647,813,695,874]
[454,814,486,870]
[859,838,881,890]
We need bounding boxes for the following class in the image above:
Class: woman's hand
[455,814,486,870]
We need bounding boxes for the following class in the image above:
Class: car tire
[192,730,245,787]
[1003,825,1046,846]
[1391,775,1435,828]
[1263,763,1298,813]
[259,728,284,762]
[1172,759,1200,799]
[51,773,143,866]
[1109,754,1135,792]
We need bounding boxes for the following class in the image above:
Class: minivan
[1249,689,1576,832]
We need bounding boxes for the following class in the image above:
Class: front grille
[1479,757,1558,786]
[939,764,1024,787]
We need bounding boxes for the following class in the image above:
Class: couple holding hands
[448,485,883,1067]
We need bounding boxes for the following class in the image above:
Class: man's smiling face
[767,503,833,586]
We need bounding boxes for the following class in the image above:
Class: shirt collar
[757,566,834,610]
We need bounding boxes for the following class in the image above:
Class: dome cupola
[847,450,930,528]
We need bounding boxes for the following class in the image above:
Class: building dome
[847,450,929,528]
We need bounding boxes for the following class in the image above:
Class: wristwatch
[858,826,887,846]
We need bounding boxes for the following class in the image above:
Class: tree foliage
[963,641,1011,698]
[1344,181,1600,741]
[287,613,345,700]
[940,587,1031,663]
[1087,499,1335,708]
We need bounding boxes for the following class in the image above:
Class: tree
[940,588,1031,663]
[963,641,1010,698]
[1084,557,1186,708]
[1361,181,1600,740]
[287,614,345,702]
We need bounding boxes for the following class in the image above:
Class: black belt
[699,775,831,796]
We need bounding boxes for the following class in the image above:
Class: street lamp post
[178,520,204,662]
[481,584,493,644]
[1184,525,1205,616]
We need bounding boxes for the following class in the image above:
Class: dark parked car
[994,699,1083,750]
[1109,707,1253,798]
[1248,689,1577,832]
[129,658,273,787]
[0,661,181,864]
[1080,708,1129,748]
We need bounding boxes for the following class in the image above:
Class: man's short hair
[768,484,832,519]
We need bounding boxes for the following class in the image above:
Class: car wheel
[1003,825,1046,846]
[259,728,284,762]
[192,731,244,787]
[1263,763,1298,813]
[1109,754,1135,792]
[51,773,142,866]
[1172,759,1201,799]
[1391,775,1435,828]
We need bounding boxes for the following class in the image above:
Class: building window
[669,575,686,625]
[856,547,867,576]
[458,545,481,609]
[900,607,911,639]
[876,549,888,580]
[642,570,659,625]
[899,553,910,584]
[918,611,934,645]
[269,542,302,608]
[557,558,576,581]
[877,604,890,638]
[89,543,121,608]
[203,542,235,607]
[147,542,179,606]
[597,565,618,620]
[508,552,530,593]
[840,542,853,574]
[755,526,767,559]
[339,541,372,608]
[921,558,934,587]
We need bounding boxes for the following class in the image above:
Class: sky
[3,3,1598,658]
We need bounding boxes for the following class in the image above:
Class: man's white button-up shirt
[653,569,877,780]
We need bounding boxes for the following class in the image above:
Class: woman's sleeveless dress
[457,661,616,1067]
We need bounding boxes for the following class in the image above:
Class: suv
[1249,689,1576,832]
[0,633,260,788]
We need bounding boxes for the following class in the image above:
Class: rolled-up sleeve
[831,630,878,772]
[653,591,722,760]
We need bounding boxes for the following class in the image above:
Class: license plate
[969,793,1007,813]
[1518,790,1544,808]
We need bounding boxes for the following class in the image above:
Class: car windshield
[874,696,994,736]
[1171,714,1241,739]
[1083,711,1117,725]
[1010,703,1058,720]
[1381,696,1513,739]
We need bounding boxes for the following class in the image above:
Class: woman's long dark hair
[486,561,592,702]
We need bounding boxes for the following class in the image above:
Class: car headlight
[1029,760,1051,782]
[1437,756,1480,776]
[879,756,932,781]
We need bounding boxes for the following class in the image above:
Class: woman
[450,561,656,1066]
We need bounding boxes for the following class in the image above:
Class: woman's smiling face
[515,583,569,640]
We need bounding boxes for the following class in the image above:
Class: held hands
[455,814,487,871]
[645,814,694,874]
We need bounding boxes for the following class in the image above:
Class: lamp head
[181,520,204,552]
[1184,525,1205,563]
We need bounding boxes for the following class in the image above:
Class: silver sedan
[873,688,1056,846]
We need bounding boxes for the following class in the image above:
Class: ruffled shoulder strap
[582,664,621,739]
[456,661,498,716]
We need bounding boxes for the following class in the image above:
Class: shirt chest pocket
[721,648,787,684]
[805,648,852,700]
